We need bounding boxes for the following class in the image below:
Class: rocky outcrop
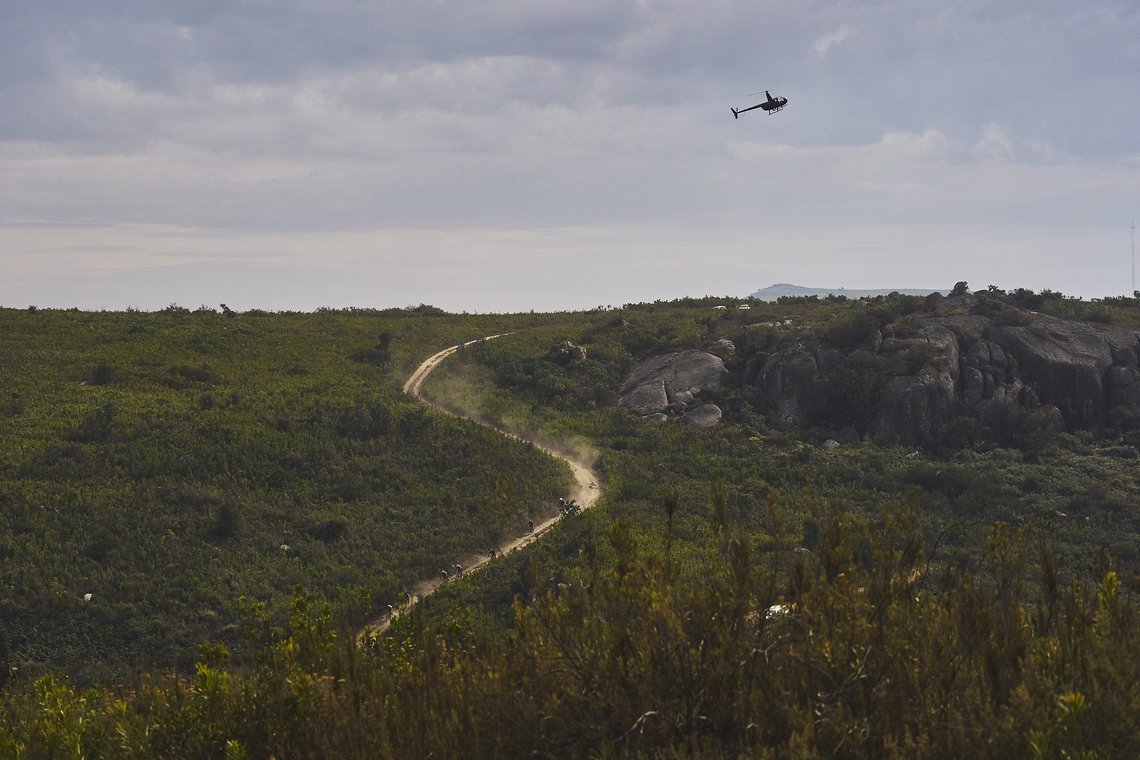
[744,306,1140,445]
[986,318,1139,429]
[550,340,587,364]
[866,320,962,443]
[620,350,727,423]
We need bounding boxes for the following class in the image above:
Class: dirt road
[360,335,603,639]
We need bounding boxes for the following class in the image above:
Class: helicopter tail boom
[731,103,764,119]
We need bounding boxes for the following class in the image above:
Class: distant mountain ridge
[750,283,946,301]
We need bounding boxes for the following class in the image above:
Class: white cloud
[812,24,855,57]
[972,123,1016,162]
[877,129,951,161]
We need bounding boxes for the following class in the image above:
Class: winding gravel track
[361,335,603,638]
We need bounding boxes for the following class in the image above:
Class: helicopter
[731,90,788,118]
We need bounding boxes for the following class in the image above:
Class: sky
[2,1,1138,313]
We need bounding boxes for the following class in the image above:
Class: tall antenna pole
[1133,219,1136,296]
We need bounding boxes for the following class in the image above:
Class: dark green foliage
[0,307,572,682]
[333,396,392,439]
[978,287,1140,327]
[165,363,217,387]
[814,350,888,428]
[207,501,240,540]
[731,322,779,365]
[309,519,348,543]
[931,401,1068,459]
[88,361,115,386]
[350,331,393,369]
[2,514,1137,757]
[71,402,116,443]
[820,310,881,350]
[2,296,1139,756]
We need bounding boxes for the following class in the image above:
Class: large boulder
[681,403,723,428]
[620,350,727,417]
[620,378,670,416]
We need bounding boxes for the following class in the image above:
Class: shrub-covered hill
[421,290,1140,581]
[0,305,580,682]
[1,291,1139,757]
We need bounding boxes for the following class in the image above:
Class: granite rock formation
[620,349,727,426]
[745,306,1140,445]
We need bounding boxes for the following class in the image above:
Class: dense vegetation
[2,290,1138,756]
[0,306,575,682]
[3,511,1137,757]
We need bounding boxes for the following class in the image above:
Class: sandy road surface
[361,335,602,639]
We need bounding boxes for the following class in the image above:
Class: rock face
[743,344,820,427]
[744,307,1140,445]
[620,350,727,423]
[986,318,1139,429]
[866,320,963,444]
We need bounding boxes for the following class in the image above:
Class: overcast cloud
[1,1,1137,311]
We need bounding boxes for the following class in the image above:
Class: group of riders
[439,562,464,583]
[388,495,583,619]
[453,497,582,575]
[557,497,582,518]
